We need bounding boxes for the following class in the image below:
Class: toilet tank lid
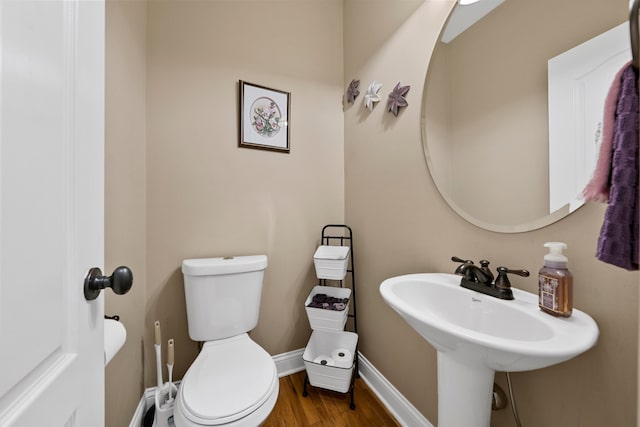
[182,255,267,276]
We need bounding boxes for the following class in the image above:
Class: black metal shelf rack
[302,224,359,410]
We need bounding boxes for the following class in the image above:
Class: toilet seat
[175,334,278,426]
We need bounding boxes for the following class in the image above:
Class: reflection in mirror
[423,0,628,232]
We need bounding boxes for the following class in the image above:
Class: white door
[0,0,105,426]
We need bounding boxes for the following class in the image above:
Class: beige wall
[105,1,147,426]
[345,1,638,426]
[144,0,344,387]
[106,1,344,423]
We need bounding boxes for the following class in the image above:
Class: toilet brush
[152,324,177,427]
[166,339,174,403]
[154,321,163,388]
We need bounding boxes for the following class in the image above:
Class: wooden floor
[263,370,401,427]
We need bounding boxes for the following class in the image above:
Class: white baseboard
[128,382,181,427]
[128,387,154,427]
[128,396,146,427]
[273,348,305,377]
[129,348,432,427]
[357,352,433,427]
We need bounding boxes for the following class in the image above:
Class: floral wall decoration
[239,80,290,153]
[386,82,410,117]
[364,81,383,111]
[346,79,360,103]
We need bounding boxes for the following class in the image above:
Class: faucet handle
[495,267,530,289]
[451,256,473,264]
[505,268,530,277]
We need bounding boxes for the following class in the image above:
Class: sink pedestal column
[437,351,494,427]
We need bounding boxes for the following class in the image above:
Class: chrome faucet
[451,257,529,300]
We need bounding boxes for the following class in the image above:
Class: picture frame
[239,81,291,153]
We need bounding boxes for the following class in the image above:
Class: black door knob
[84,266,133,301]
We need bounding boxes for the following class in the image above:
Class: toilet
[173,255,279,427]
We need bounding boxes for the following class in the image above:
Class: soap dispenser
[538,242,573,317]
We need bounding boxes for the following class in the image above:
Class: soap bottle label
[539,274,559,311]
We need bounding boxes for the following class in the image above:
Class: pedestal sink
[379,273,598,427]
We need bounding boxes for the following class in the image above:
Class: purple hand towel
[595,64,639,270]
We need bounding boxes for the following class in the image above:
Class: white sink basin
[379,273,598,426]
[380,273,598,371]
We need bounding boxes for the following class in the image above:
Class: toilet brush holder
[152,382,178,427]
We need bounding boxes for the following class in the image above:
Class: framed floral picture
[239,81,291,153]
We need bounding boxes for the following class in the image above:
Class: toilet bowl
[173,334,279,426]
[176,255,278,426]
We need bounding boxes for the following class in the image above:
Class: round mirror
[422,0,628,232]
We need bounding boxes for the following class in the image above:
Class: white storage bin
[303,330,358,393]
[305,285,351,331]
[313,245,350,280]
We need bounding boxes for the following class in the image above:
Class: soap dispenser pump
[538,242,573,317]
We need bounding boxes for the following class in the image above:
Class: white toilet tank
[182,255,268,342]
